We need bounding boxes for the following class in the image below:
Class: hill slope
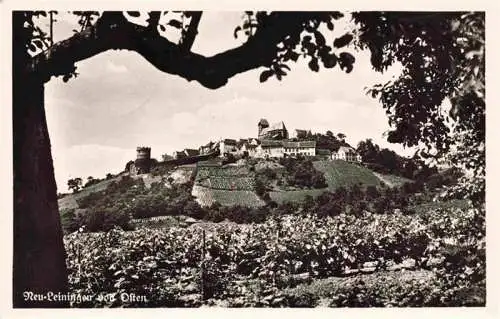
[59,160,411,210]
[270,160,383,204]
[372,172,413,188]
[58,176,123,211]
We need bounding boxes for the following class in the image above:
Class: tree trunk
[13,69,69,307]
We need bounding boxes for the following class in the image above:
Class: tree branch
[180,11,202,52]
[30,11,307,89]
[146,11,161,32]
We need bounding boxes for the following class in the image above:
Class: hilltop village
[127,119,362,175]
[173,119,362,162]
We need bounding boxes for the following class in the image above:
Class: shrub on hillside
[279,157,327,189]
[255,178,267,197]
[70,208,133,232]
[150,164,174,176]
[72,176,205,231]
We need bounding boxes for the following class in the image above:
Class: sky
[42,12,415,192]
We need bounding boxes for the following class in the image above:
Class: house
[236,139,248,149]
[258,118,289,140]
[184,148,200,157]
[332,146,362,162]
[282,141,316,157]
[240,142,259,157]
[173,151,187,159]
[162,154,174,161]
[248,138,259,146]
[257,140,284,158]
[219,139,238,156]
[199,141,215,154]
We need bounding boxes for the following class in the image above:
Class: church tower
[258,118,269,137]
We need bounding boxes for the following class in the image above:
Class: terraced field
[192,185,265,207]
[193,165,263,207]
[204,177,255,190]
[196,166,251,180]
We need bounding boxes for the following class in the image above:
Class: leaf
[276,68,287,77]
[259,70,274,82]
[333,33,354,48]
[167,19,183,29]
[330,11,344,20]
[314,31,326,47]
[279,64,291,71]
[127,11,141,17]
[302,35,312,44]
[28,44,36,52]
[159,24,166,32]
[308,58,319,72]
[326,20,334,31]
[290,51,300,62]
[234,26,242,39]
[323,54,337,69]
[339,52,355,65]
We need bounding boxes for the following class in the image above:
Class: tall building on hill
[131,146,152,175]
[257,118,288,140]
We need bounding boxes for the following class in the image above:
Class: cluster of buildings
[170,118,362,162]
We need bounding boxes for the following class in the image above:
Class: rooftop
[184,149,200,157]
[282,140,316,148]
[261,121,286,134]
[335,146,357,154]
[222,139,237,145]
[260,139,284,147]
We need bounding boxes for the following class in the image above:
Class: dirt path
[373,172,395,187]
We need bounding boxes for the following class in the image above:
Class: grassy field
[270,160,382,204]
[313,160,382,189]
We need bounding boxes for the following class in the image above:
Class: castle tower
[258,118,269,137]
[135,146,152,174]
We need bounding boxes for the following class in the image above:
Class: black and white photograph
[7,3,493,312]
